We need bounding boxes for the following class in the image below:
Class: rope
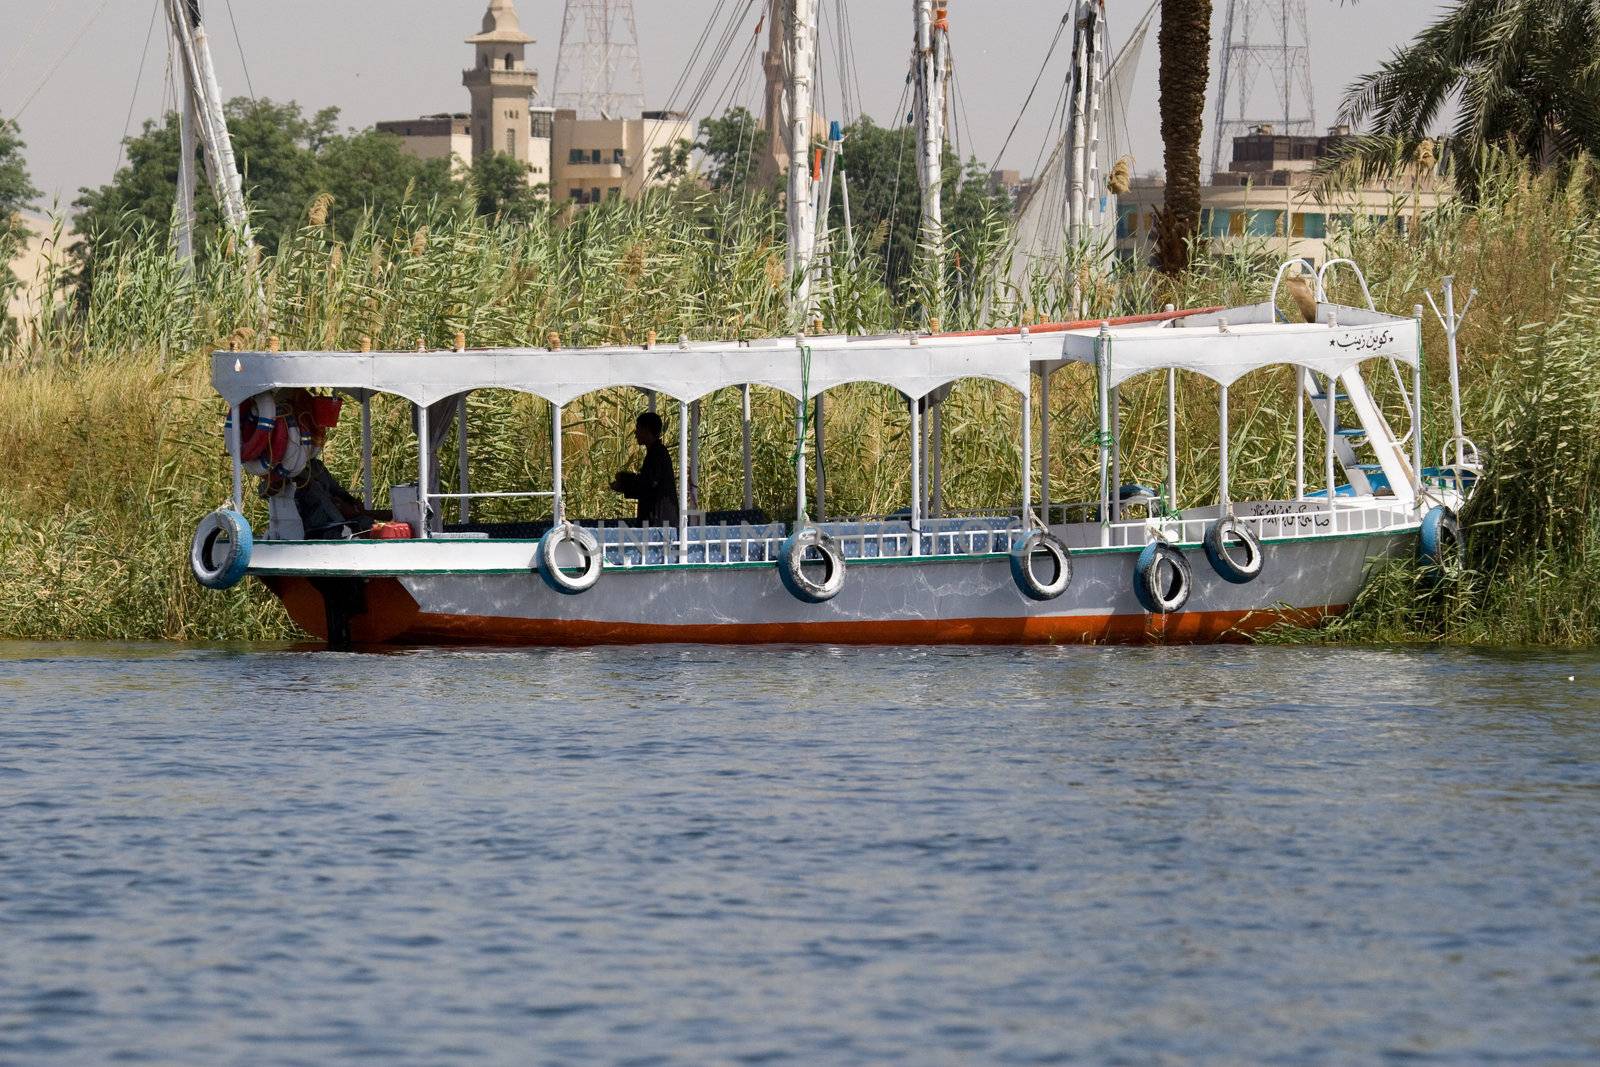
[114,0,163,177]
[988,11,1071,174]
[8,0,116,122]
[792,343,814,522]
[222,0,256,100]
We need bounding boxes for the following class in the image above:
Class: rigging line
[883,74,912,289]
[988,10,1071,174]
[663,0,734,114]
[703,22,762,129]
[1027,66,1074,187]
[114,0,164,178]
[678,0,755,126]
[0,0,65,97]
[222,0,256,101]
[10,0,117,122]
[839,0,865,127]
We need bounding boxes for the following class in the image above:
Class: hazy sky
[1,0,1448,207]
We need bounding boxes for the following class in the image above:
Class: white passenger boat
[192,265,1477,647]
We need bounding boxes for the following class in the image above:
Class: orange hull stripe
[267,577,1340,646]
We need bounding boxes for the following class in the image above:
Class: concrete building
[550,109,692,205]
[374,114,473,174]
[376,0,683,202]
[1115,125,1450,265]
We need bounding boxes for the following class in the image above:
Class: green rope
[791,344,813,524]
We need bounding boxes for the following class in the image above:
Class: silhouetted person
[296,457,373,539]
[610,412,680,525]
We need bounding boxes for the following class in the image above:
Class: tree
[1154,0,1213,274]
[1,118,41,335]
[1324,0,1600,198]
[468,151,542,221]
[695,106,766,192]
[73,98,459,279]
[834,116,1011,298]
[650,138,692,183]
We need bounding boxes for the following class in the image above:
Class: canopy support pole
[931,397,944,518]
[1325,372,1338,514]
[909,395,922,555]
[228,403,243,513]
[813,394,826,521]
[1110,386,1122,520]
[794,396,807,528]
[1295,368,1306,500]
[552,402,565,524]
[741,384,754,512]
[689,399,702,510]
[456,395,471,522]
[1021,382,1032,525]
[1096,325,1111,547]
[679,401,690,562]
[1412,305,1425,489]
[1040,366,1052,523]
[1218,383,1231,513]
[416,404,431,540]
[1166,369,1178,514]
[360,393,373,510]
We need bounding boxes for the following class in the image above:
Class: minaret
[463,0,539,164]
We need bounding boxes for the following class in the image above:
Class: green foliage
[696,106,767,192]
[1323,0,1600,198]
[72,98,460,282]
[1,118,41,336]
[467,151,541,222]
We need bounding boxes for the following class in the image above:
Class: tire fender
[1203,516,1264,584]
[778,527,846,603]
[1010,530,1073,601]
[1134,541,1192,615]
[191,509,254,590]
[537,523,603,595]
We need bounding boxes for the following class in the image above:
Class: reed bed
[3,156,1597,645]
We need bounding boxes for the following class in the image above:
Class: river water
[1,641,1597,1065]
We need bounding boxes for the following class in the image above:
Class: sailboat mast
[785,0,818,321]
[166,0,253,247]
[912,1,949,324]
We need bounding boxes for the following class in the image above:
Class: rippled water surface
[1,641,1598,1065]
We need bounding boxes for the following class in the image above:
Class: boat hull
[260,528,1409,647]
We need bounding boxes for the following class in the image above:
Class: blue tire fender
[1417,506,1462,571]
[778,527,846,603]
[1010,530,1072,601]
[1134,541,1192,615]
[191,509,253,590]
[1203,517,1264,584]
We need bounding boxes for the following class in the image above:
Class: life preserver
[236,393,280,464]
[190,509,253,590]
[1417,505,1462,579]
[1203,516,1264,584]
[1134,541,1191,614]
[1010,530,1072,600]
[537,523,602,594]
[778,526,846,603]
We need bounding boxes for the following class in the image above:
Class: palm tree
[1325,0,1600,198]
[1154,0,1212,275]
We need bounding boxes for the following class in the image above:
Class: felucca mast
[784,0,818,323]
[166,0,253,258]
[911,1,950,325]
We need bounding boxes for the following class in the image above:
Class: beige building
[1116,126,1450,265]
[549,109,692,205]
[374,113,473,174]
[5,212,75,324]
[377,0,682,203]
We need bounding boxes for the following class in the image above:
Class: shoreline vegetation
[3,154,1598,646]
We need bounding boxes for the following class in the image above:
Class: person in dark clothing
[295,457,374,539]
[610,412,680,525]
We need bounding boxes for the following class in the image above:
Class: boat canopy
[210,302,1418,407]
[211,332,1054,409]
[1050,302,1420,389]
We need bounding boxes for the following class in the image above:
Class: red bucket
[311,394,343,430]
